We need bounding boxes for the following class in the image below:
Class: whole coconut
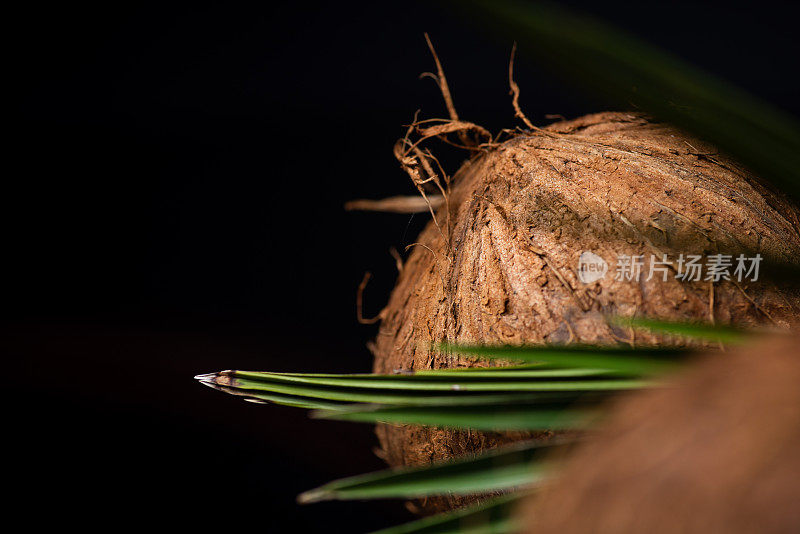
[370,112,800,511]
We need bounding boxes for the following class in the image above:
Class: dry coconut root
[360,38,800,514]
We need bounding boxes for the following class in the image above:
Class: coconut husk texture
[519,334,800,533]
[369,112,800,512]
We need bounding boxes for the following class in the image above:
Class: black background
[8,1,799,531]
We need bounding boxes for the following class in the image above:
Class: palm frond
[612,316,747,343]
[195,369,650,405]
[369,493,522,534]
[445,344,688,376]
[299,439,563,503]
[312,401,597,431]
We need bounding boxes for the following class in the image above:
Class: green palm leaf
[197,369,649,398]
[369,493,522,534]
[312,401,596,431]
[445,344,688,376]
[229,373,649,392]
[612,316,747,343]
[299,440,561,503]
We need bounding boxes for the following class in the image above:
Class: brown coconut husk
[363,40,800,514]
[518,334,800,533]
[368,111,800,512]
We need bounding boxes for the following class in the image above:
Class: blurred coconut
[368,112,800,511]
[518,334,800,533]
